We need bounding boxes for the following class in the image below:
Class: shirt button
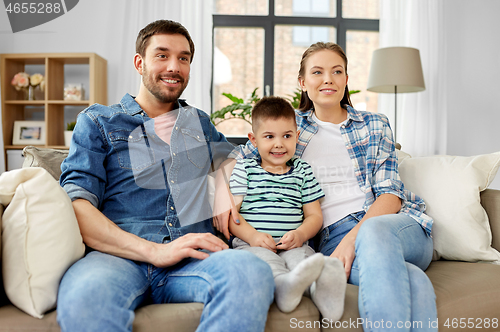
[175,126,178,130]
[173,153,176,156]
[168,223,173,227]
[171,180,174,183]
[170,207,174,210]
[129,135,133,139]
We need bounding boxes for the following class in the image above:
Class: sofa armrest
[481,189,500,252]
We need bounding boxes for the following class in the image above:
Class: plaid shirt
[232,106,433,235]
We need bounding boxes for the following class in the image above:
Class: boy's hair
[251,96,296,132]
[136,20,195,62]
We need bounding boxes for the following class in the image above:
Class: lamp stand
[394,85,398,143]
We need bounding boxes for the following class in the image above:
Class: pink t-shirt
[154,110,178,144]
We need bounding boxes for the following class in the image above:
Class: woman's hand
[276,230,305,251]
[249,232,277,253]
[330,230,357,279]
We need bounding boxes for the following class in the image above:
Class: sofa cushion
[0,204,8,308]
[22,146,69,180]
[0,168,85,318]
[427,261,500,330]
[398,152,500,263]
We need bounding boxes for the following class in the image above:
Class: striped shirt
[231,106,433,236]
[229,157,325,237]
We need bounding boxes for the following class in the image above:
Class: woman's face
[299,49,348,111]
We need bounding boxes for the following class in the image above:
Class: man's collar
[120,94,193,116]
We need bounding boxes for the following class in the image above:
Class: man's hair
[136,20,195,62]
[251,96,296,132]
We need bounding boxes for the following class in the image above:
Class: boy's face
[248,117,299,173]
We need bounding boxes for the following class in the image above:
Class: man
[57,20,274,332]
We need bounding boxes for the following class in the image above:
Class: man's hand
[276,230,305,251]
[150,233,229,268]
[248,232,277,253]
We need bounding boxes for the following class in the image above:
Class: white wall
[0,0,213,173]
[443,0,500,189]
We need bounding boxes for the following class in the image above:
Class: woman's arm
[330,193,402,278]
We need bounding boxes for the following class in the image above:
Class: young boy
[229,96,346,321]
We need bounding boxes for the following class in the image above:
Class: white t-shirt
[301,113,365,229]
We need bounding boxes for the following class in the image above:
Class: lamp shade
[367,47,425,93]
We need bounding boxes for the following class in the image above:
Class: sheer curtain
[379,0,447,156]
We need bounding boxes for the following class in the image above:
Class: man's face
[140,34,191,104]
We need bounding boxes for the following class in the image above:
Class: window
[213,0,379,136]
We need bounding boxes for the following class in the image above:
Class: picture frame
[12,121,46,145]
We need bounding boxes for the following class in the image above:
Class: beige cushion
[398,152,500,262]
[0,167,85,318]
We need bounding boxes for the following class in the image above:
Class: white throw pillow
[398,152,500,263]
[0,167,85,318]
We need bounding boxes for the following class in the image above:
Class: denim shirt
[60,94,235,243]
[235,106,433,236]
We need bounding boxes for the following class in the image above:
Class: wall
[0,0,213,173]
[443,0,500,189]
[1,1,499,187]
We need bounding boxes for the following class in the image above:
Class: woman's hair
[136,20,195,63]
[297,42,353,111]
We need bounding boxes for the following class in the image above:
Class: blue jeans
[57,249,274,332]
[317,213,436,332]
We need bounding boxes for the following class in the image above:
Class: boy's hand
[249,232,277,253]
[276,230,305,251]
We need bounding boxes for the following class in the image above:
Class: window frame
[212,0,379,97]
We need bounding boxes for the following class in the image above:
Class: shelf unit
[1,53,107,170]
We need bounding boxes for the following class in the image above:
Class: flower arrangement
[30,73,44,88]
[11,72,45,99]
[11,72,30,91]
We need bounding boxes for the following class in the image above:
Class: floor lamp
[367,47,426,143]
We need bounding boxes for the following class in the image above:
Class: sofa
[1,146,500,332]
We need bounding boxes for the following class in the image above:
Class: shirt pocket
[109,129,155,170]
[181,128,209,169]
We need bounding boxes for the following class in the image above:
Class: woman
[293,42,436,331]
[215,42,436,331]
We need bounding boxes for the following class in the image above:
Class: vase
[28,85,35,100]
[64,131,73,147]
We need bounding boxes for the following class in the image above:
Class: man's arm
[213,158,240,239]
[73,199,228,268]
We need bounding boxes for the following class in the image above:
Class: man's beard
[142,64,189,103]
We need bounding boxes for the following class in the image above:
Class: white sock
[274,253,325,313]
[311,256,346,321]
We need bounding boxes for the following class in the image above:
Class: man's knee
[211,250,274,299]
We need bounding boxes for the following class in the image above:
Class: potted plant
[211,87,361,126]
[64,121,76,147]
